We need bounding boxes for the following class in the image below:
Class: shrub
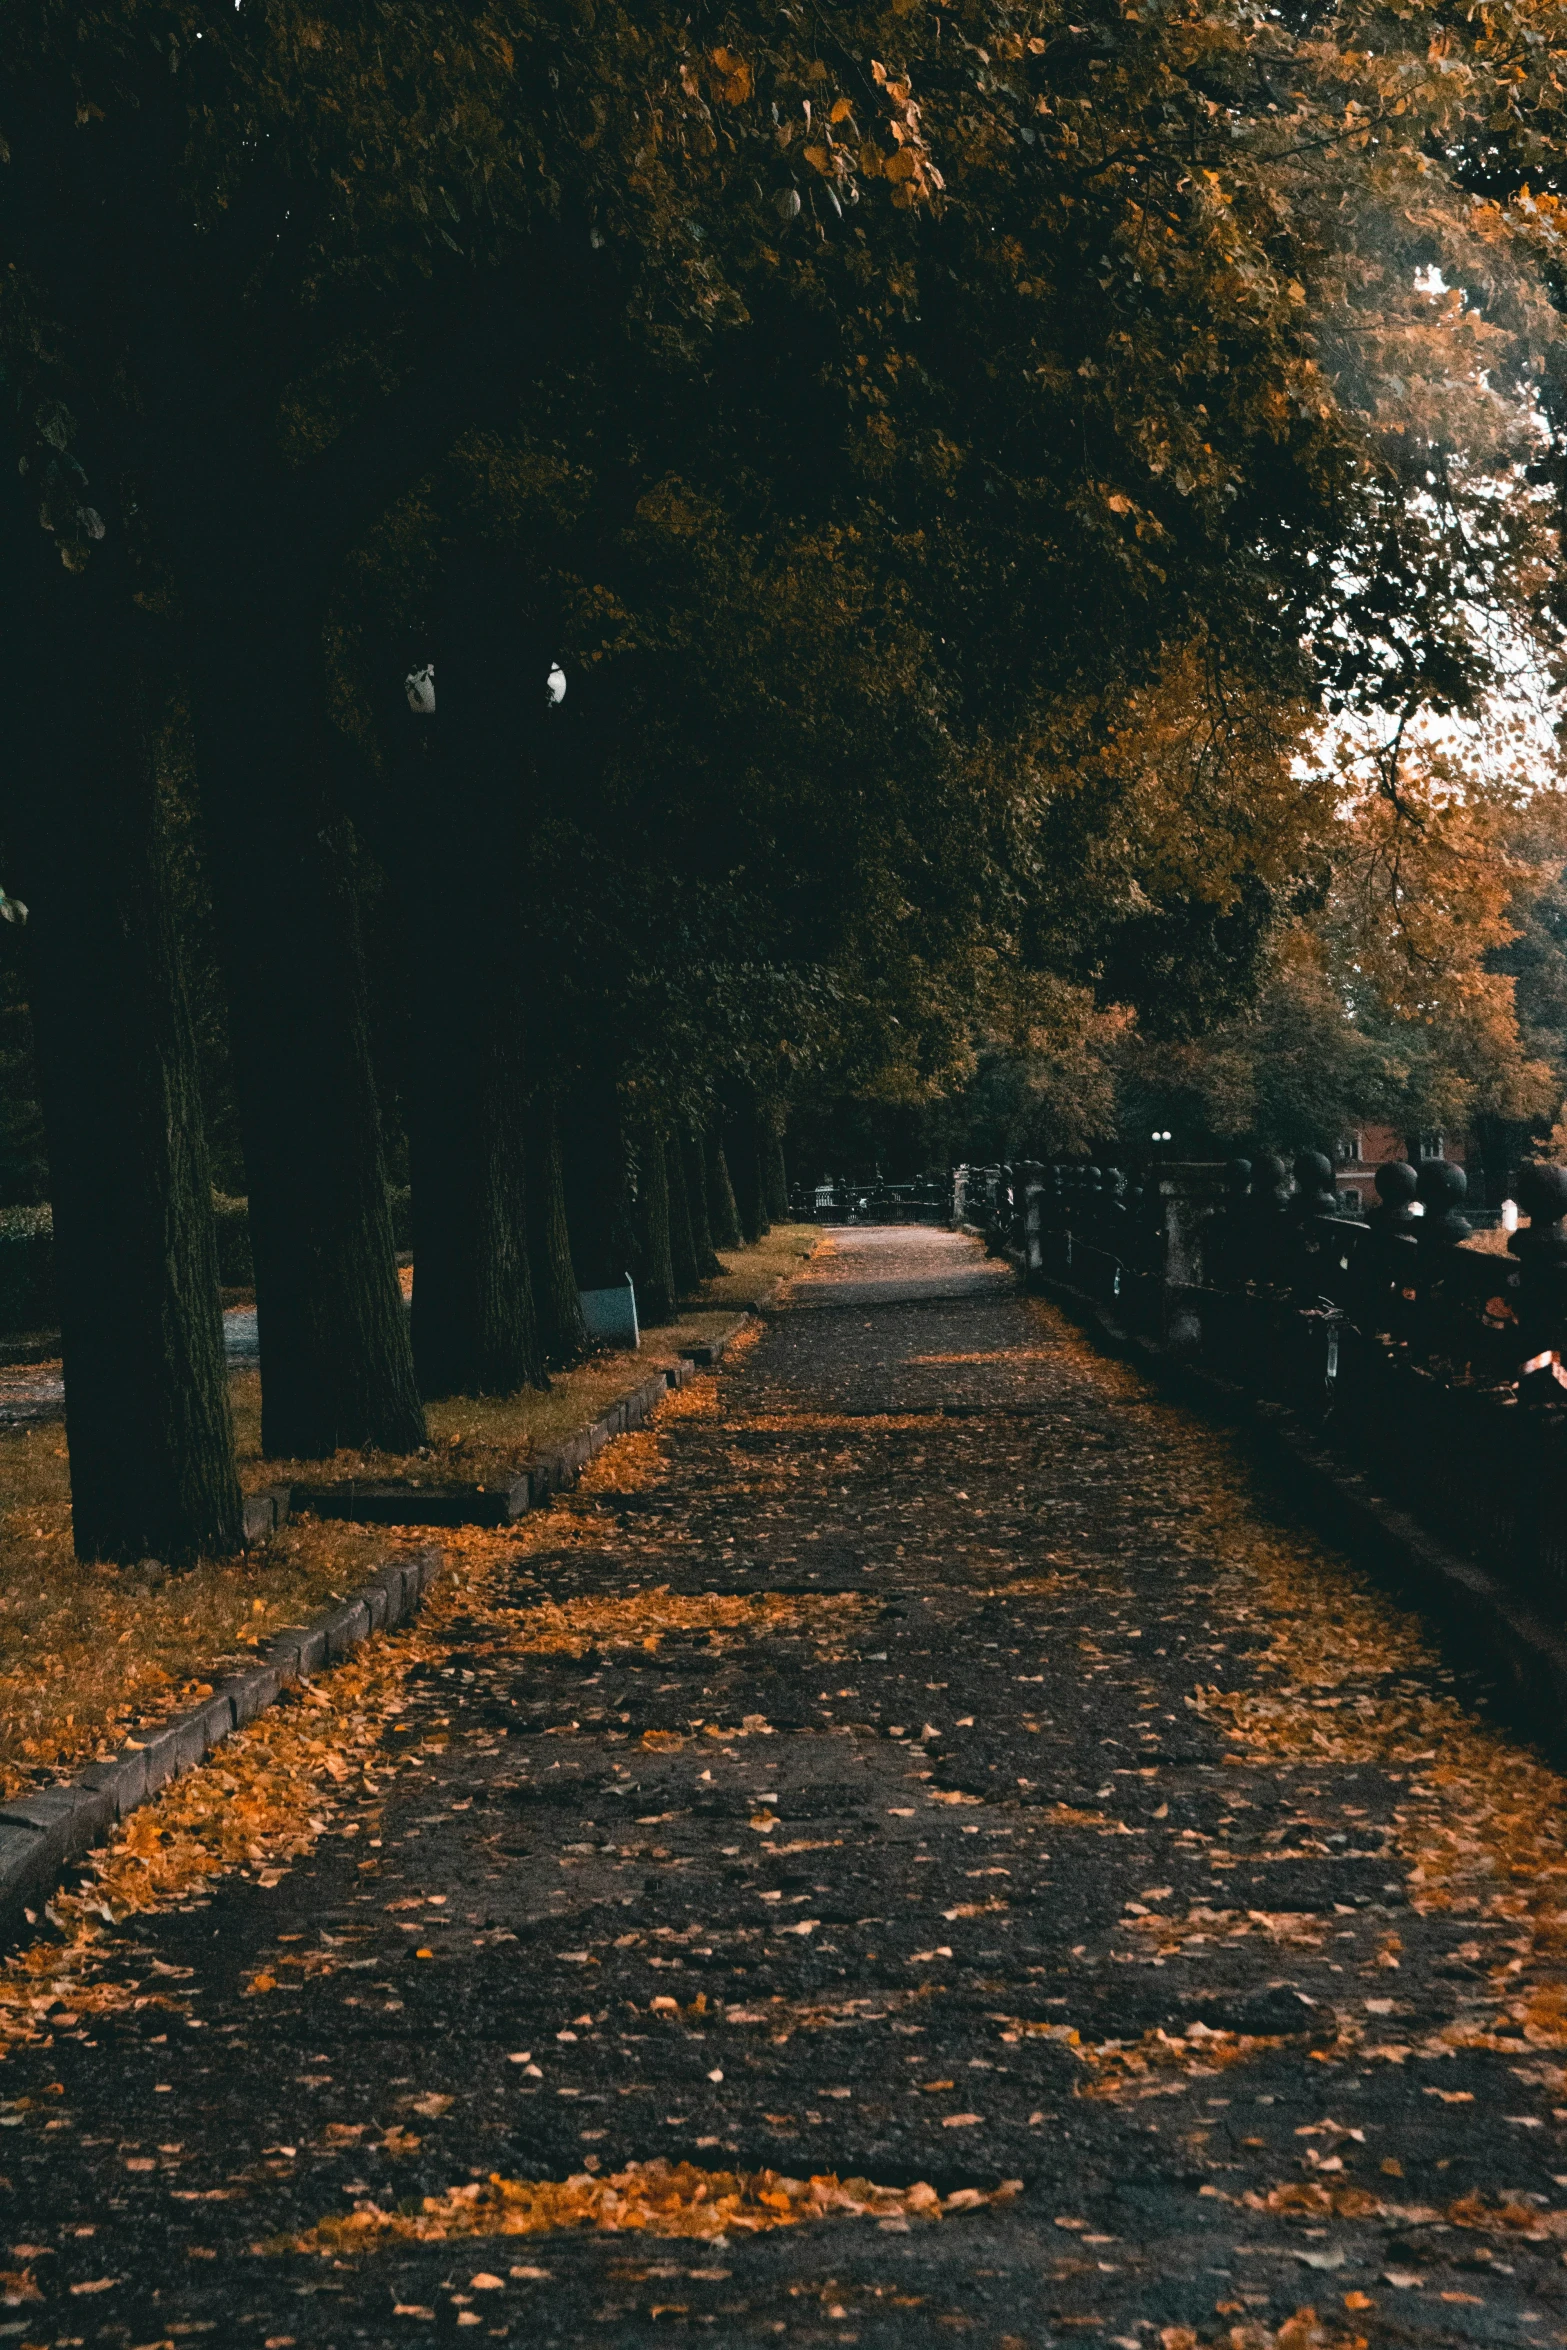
[211,1191,255,1287]
[0,1204,55,1333]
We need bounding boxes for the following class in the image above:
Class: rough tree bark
[666,1132,700,1297]
[527,1095,590,1369]
[562,1077,637,1292]
[681,1129,724,1276]
[191,639,427,1458]
[409,954,542,1398]
[12,548,242,1562]
[631,1125,678,1326]
[724,1102,769,1245]
[763,1114,790,1225]
[2,163,585,1472]
[705,1130,744,1251]
[386,548,555,1397]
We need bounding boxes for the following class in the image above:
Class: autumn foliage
[6,0,1567,1545]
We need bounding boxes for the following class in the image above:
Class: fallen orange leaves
[1026,1299,1567,2089]
[1158,2309,1366,2349]
[1,1359,867,2059]
[495,1585,866,1660]
[267,2159,1022,2254]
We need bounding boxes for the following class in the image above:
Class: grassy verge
[686,1223,821,1311]
[238,1224,820,1498]
[0,1226,819,1801]
[0,1444,414,1802]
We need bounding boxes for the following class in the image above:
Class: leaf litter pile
[273,2158,1020,2254]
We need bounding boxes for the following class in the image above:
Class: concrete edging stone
[264,1319,754,1531]
[1035,1270,1567,1742]
[0,1548,442,1947]
[0,1314,762,1945]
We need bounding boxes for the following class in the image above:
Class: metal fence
[957,1152,1567,1611]
[792,1178,952,1225]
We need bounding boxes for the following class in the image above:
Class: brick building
[1328,1123,1466,1216]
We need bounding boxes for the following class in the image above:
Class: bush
[211,1191,255,1287]
[0,1204,55,1333]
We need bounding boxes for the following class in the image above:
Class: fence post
[1204,1159,1249,1289]
[1346,1159,1418,1341]
[1157,1161,1227,1353]
[1245,1152,1294,1286]
[1510,1164,1567,1404]
[1415,1159,1473,1254]
[1017,1161,1045,1282]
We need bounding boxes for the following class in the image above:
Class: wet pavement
[5,1226,1567,2346]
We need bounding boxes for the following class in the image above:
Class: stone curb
[0,1546,442,1948]
[1034,1270,1567,1743]
[274,1317,754,1532]
[0,1314,762,1946]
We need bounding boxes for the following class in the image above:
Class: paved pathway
[5,1227,1567,2345]
[0,1306,265,1429]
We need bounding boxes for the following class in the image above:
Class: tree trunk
[631,1125,677,1326]
[705,1130,743,1251]
[409,949,543,1398]
[15,587,242,1562]
[725,1106,769,1245]
[763,1115,790,1224]
[681,1129,723,1276]
[194,654,428,1458]
[527,1095,589,1368]
[562,1076,637,1292]
[384,545,563,1396]
[666,1132,700,1297]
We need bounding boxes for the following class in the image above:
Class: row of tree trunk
[7,484,789,1567]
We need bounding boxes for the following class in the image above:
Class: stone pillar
[1157,1162,1227,1353]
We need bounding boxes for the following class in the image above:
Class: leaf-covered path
[5,1225,1567,2347]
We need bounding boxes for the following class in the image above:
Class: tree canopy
[8,0,1567,1551]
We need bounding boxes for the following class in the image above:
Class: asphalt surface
[5,1225,1567,2346]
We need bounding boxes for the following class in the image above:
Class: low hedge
[0,1205,53,1333]
[211,1191,254,1286]
[0,1184,415,1332]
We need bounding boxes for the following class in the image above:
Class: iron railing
[955,1151,1567,1611]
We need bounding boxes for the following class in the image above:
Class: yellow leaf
[711,47,753,103]
[830,97,854,123]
